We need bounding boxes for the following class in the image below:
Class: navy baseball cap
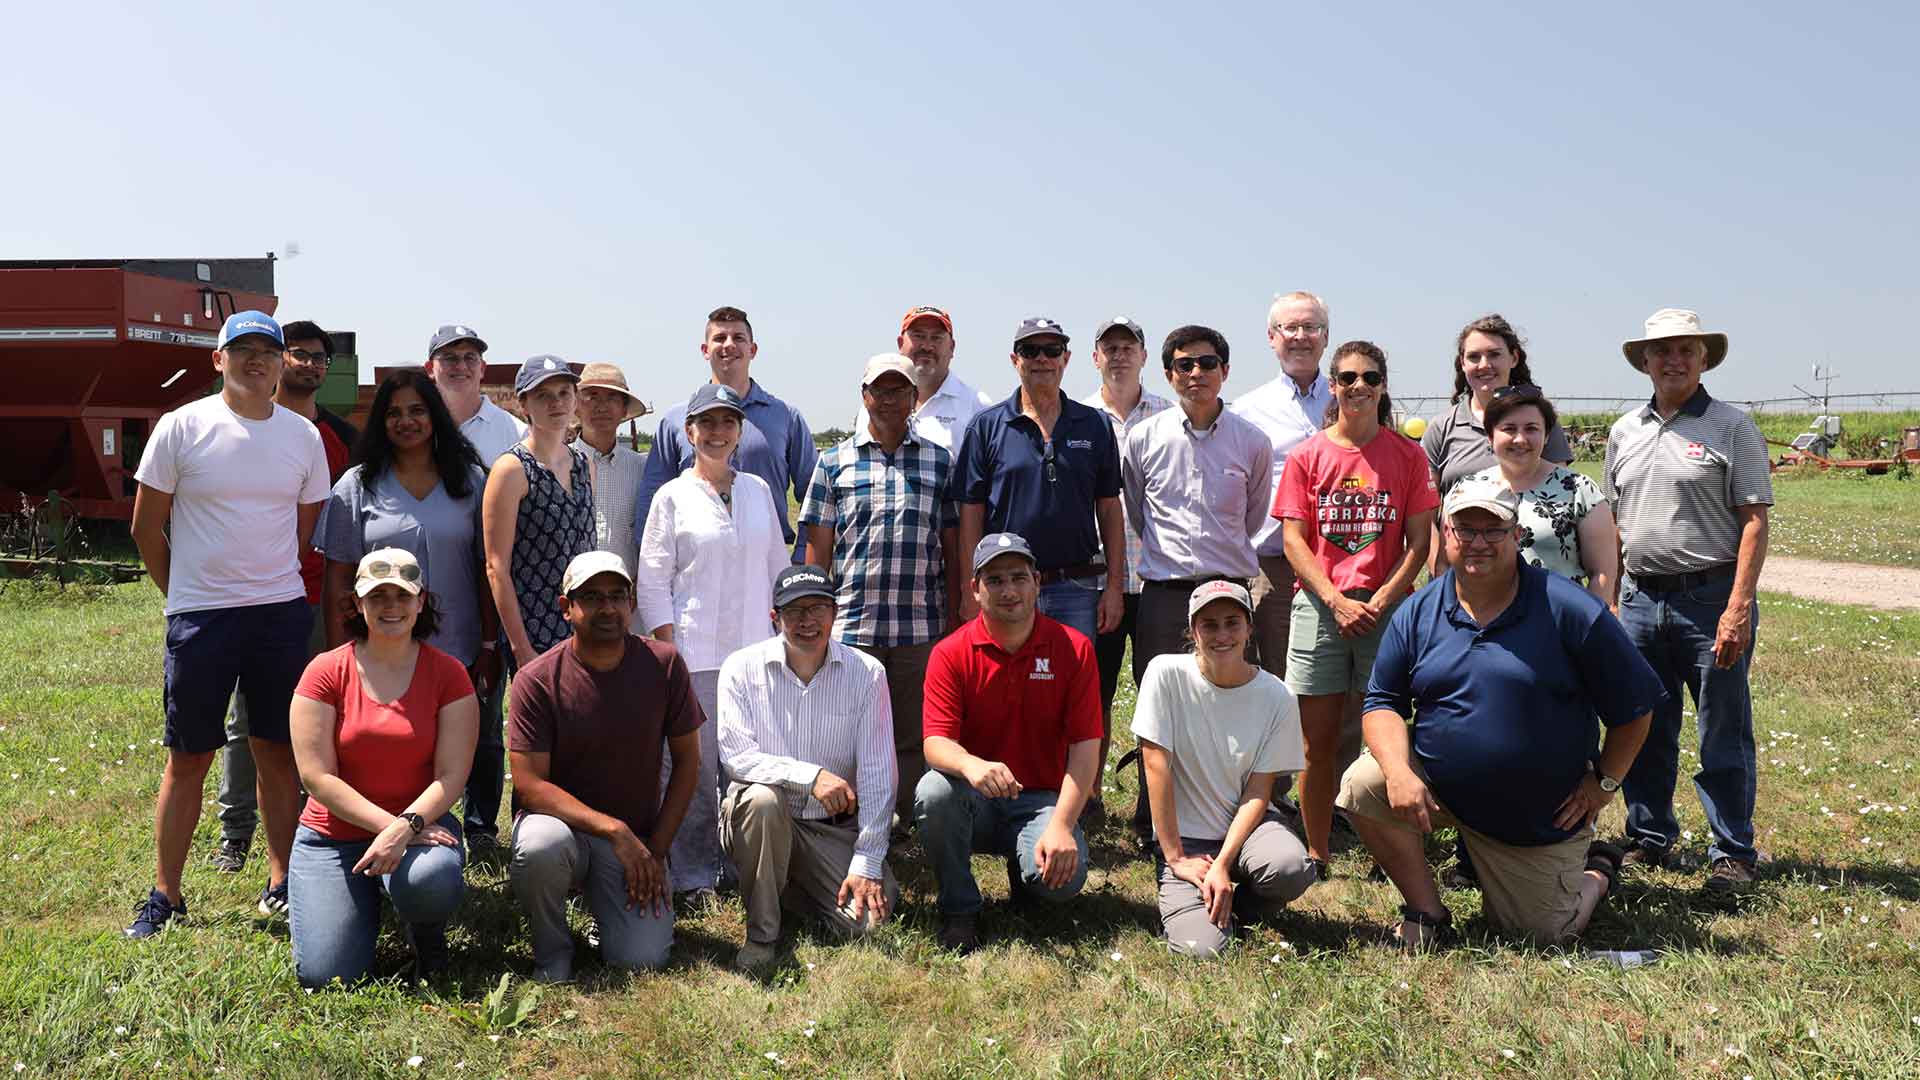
[428,324,488,357]
[686,382,748,418]
[514,355,578,396]
[1094,316,1146,346]
[971,532,1037,574]
[1012,317,1070,345]
[771,564,836,609]
[217,310,284,349]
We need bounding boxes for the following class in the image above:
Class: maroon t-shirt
[508,635,705,836]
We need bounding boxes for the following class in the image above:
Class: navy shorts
[163,598,313,753]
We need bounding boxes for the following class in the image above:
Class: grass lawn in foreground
[1,579,1918,1078]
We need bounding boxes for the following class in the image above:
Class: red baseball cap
[900,305,953,335]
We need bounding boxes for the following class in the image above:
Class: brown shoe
[1619,843,1670,871]
[937,912,979,954]
[1704,856,1757,894]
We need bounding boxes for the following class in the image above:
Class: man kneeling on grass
[1338,484,1663,947]
[508,551,705,981]
[916,533,1103,953]
[1134,581,1317,958]
[717,565,899,975]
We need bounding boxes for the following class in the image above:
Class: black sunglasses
[1490,384,1545,401]
[1016,343,1066,360]
[1334,369,1384,386]
[1170,354,1224,374]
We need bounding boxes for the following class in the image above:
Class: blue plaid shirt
[799,428,959,646]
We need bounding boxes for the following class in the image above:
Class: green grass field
[2,578,1918,1078]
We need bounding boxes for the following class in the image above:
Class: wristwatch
[400,812,426,834]
[1596,772,1622,794]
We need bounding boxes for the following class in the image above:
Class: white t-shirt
[459,395,529,464]
[1130,652,1303,841]
[134,395,332,615]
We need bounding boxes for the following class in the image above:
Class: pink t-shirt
[1271,430,1438,594]
[294,643,475,841]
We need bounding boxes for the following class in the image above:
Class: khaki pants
[1337,750,1593,943]
[852,640,932,822]
[721,783,899,946]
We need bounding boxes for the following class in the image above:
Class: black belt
[1036,563,1106,585]
[1141,575,1250,592]
[1632,562,1736,594]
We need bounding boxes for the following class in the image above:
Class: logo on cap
[998,536,1013,548]
[456,325,472,336]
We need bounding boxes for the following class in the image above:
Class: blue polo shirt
[951,390,1121,572]
[1364,561,1665,846]
[633,379,817,558]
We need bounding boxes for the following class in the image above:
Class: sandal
[1394,904,1452,951]
[1585,841,1625,897]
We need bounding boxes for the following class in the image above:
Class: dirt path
[1761,555,1920,611]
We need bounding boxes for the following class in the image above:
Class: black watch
[400,812,426,834]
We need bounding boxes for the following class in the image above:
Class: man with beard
[855,306,994,455]
[210,320,358,877]
[508,551,704,980]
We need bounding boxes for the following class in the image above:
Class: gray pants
[660,668,727,892]
[509,812,674,982]
[219,601,325,843]
[721,782,899,946]
[1157,819,1315,959]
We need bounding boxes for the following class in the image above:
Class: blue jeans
[913,771,1088,915]
[288,817,466,988]
[1037,576,1100,642]
[1619,573,1759,864]
[462,673,507,839]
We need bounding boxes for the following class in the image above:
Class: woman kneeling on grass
[1133,580,1317,958]
[289,548,479,987]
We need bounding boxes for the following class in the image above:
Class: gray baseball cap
[1094,316,1146,346]
[971,532,1037,574]
[514,354,578,396]
[686,382,748,418]
[1012,317,1070,345]
[428,324,487,357]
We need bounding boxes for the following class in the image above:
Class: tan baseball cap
[577,362,650,421]
[355,547,424,596]
[862,353,919,388]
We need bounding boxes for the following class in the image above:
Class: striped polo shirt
[1604,385,1772,577]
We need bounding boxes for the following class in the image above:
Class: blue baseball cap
[971,532,1037,574]
[428,323,488,358]
[514,354,578,396]
[1012,317,1070,345]
[217,310,284,349]
[686,382,748,418]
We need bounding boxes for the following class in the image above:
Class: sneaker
[733,940,778,975]
[257,880,289,918]
[1619,843,1671,872]
[125,889,184,940]
[937,912,980,954]
[1705,856,1757,894]
[209,837,249,874]
[403,922,450,981]
[465,831,499,861]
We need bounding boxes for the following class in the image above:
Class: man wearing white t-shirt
[126,310,332,938]
[424,323,522,855]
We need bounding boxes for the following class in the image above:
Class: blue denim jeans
[1037,576,1101,642]
[913,771,1088,915]
[1619,573,1759,864]
[288,816,466,988]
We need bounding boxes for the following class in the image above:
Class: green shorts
[1284,588,1399,697]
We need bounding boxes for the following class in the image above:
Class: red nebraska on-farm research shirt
[1271,430,1439,594]
[921,614,1104,793]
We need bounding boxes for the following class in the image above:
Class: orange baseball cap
[900,305,953,335]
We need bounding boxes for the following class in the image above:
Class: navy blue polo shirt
[951,390,1121,572]
[1364,561,1666,846]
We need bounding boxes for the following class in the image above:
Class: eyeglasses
[361,559,422,584]
[571,588,632,608]
[1490,384,1544,402]
[285,347,331,366]
[1272,322,1327,338]
[1445,524,1513,544]
[430,352,485,368]
[1334,369,1384,387]
[1170,354,1224,374]
[780,601,835,623]
[221,343,283,363]
[865,384,915,403]
[1016,343,1066,360]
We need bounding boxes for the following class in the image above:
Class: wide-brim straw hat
[1621,308,1729,372]
[576,362,651,421]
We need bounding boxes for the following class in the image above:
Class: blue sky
[7,2,1916,425]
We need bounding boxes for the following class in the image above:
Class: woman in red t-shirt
[1272,341,1438,872]
[288,548,479,987]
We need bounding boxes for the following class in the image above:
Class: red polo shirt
[922,613,1103,792]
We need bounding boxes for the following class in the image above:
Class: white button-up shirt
[1121,405,1273,581]
[635,470,789,672]
[716,636,895,880]
[583,440,646,576]
[1229,372,1333,557]
[1080,385,1173,592]
[459,395,530,465]
[854,371,995,456]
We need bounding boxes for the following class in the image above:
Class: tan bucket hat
[1621,308,1729,372]
[576,362,650,420]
